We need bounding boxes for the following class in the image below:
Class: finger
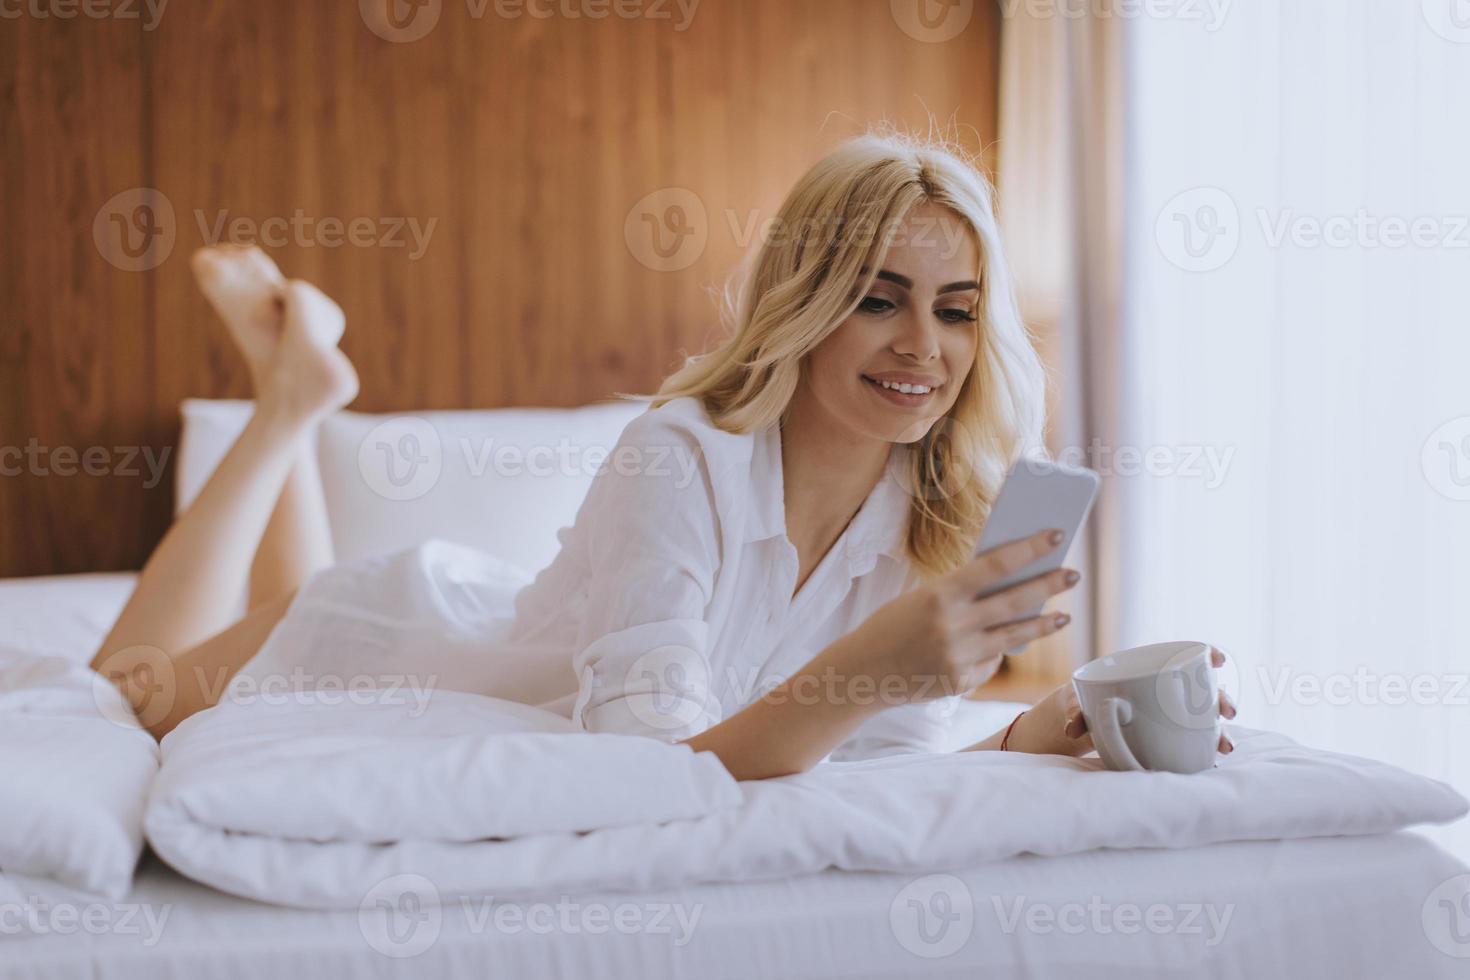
[1218,690,1237,719]
[971,567,1080,627]
[1210,645,1227,669]
[948,528,1065,598]
[1218,732,1234,754]
[979,609,1072,653]
[1064,709,1088,738]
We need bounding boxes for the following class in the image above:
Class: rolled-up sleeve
[569,413,724,742]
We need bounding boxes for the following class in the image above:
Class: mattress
[2,832,1464,980]
[3,572,1467,978]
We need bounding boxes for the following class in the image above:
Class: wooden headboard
[0,0,1001,577]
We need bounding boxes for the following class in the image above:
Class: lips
[862,373,941,407]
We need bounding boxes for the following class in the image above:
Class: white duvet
[145,687,1469,911]
[0,652,158,899]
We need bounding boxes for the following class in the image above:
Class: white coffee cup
[1071,640,1221,774]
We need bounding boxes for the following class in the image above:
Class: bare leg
[249,442,335,610]
[117,590,297,739]
[190,245,337,609]
[92,274,358,735]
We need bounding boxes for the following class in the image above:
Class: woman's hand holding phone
[846,528,1080,701]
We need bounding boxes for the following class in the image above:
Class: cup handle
[1094,696,1145,771]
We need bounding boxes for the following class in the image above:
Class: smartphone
[975,456,1100,631]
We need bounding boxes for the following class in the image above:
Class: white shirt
[504,395,962,759]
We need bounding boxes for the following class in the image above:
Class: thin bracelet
[1000,710,1026,751]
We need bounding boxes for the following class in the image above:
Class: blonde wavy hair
[652,131,1048,579]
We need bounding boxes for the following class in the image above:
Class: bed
[5,831,1461,980]
[3,570,1467,979]
[3,400,1468,978]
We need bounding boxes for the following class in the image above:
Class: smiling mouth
[861,374,942,405]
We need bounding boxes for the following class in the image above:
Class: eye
[858,296,896,315]
[937,307,978,324]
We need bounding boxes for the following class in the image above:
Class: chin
[848,404,944,446]
[891,416,941,444]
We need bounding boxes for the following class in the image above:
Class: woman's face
[800,202,981,445]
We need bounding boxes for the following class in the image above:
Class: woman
[92,132,1234,778]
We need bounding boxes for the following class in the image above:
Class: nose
[889,307,941,362]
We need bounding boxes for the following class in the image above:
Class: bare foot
[190,245,288,384]
[258,281,359,422]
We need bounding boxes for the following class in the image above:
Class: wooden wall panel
[1,0,1001,577]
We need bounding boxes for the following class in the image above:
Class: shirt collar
[747,422,912,574]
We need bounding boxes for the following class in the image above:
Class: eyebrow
[872,269,981,295]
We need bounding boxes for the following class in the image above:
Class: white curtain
[997,5,1127,689]
[1123,1,1470,860]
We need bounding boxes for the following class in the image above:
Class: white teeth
[873,379,932,395]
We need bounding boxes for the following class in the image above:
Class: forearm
[681,635,888,780]
[961,720,1018,752]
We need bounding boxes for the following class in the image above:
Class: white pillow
[0,653,158,899]
[176,398,648,575]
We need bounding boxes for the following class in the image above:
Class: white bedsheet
[145,686,1468,911]
[4,833,1467,980]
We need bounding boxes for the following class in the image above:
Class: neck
[779,386,892,547]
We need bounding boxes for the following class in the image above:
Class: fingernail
[1054,613,1071,628]
[1048,529,1064,545]
[1063,570,1080,586]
